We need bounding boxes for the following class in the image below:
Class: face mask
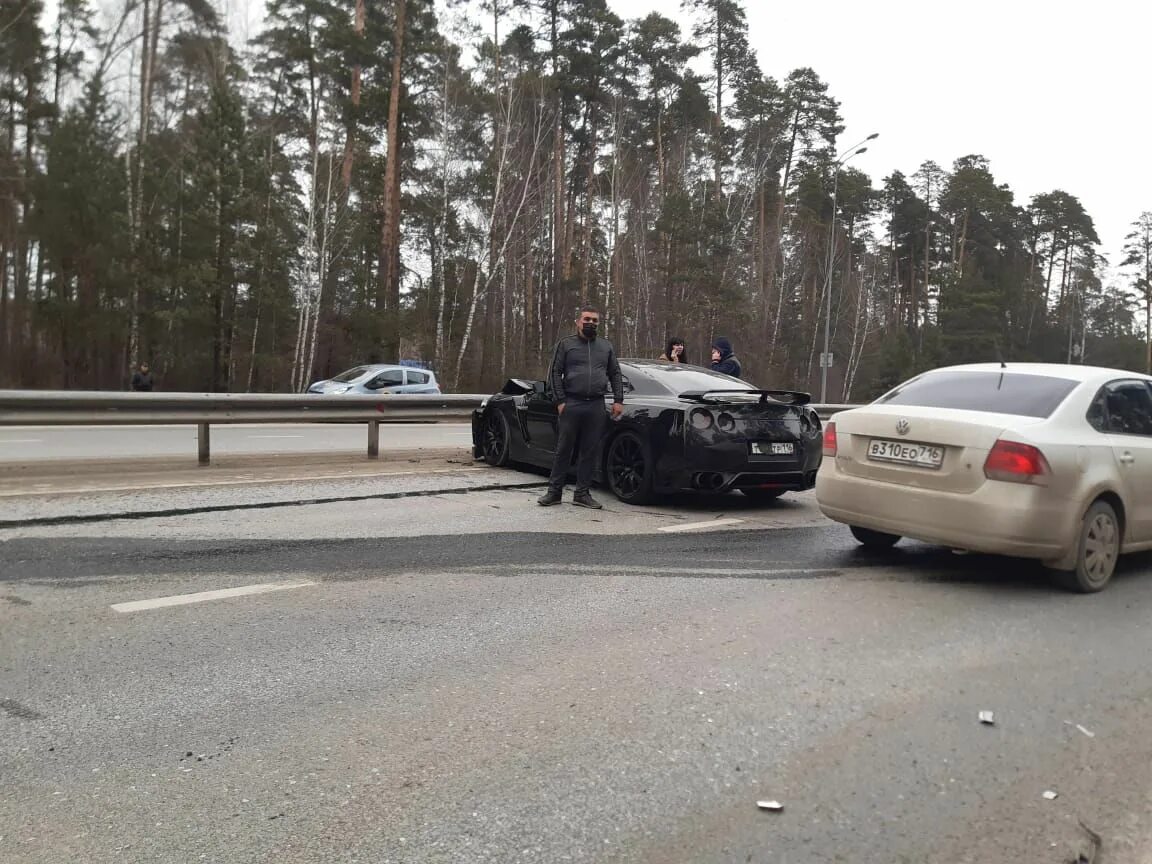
[581,323,598,339]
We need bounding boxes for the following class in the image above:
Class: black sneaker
[537,489,563,507]
[572,491,603,510]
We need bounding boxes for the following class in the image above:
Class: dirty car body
[472,360,823,503]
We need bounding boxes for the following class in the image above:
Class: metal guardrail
[0,391,491,465]
[0,390,859,465]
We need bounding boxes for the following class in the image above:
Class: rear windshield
[639,365,754,395]
[876,371,1079,418]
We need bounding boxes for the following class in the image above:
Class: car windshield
[638,365,755,396]
[331,366,374,383]
[877,370,1079,418]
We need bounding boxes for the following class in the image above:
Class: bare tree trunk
[766,110,801,343]
[577,89,600,304]
[340,0,366,191]
[434,53,451,369]
[844,256,877,401]
[128,0,164,370]
[305,153,337,385]
[377,0,407,360]
[956,209,970,278]
[246,295,262,392]
[605,95,621,335]
[550,0,567,291]
[292,92,324,391]
[454,94,548,388]
[712,10,722,191]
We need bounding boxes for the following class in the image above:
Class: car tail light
[689,408,714,430]
[983,440,1050,485]
[822,421,838,457]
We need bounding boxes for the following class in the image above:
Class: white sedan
[816,363,1152,592]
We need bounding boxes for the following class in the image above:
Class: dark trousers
[548,398,608,493]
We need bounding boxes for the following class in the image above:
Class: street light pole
[819,133,878,404]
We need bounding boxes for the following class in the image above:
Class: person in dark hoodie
[710,337,741,378]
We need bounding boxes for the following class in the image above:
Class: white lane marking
[0,439,42,444]
[111,580,316,613]
[246,435,305,439]
[0,467,489,497]
[658,518,746,533]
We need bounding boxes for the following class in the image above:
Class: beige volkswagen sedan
[816,363,1152,592]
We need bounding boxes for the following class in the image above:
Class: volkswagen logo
[896,418,910,436]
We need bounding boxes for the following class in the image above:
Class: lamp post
[819,132,878,403]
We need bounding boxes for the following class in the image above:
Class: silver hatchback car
[307,364,441,395]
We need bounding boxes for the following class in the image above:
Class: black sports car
[471,360,823,504]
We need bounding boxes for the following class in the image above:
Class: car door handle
[1120,452,1136,464]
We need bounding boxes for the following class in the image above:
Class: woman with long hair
[659,338,687,364]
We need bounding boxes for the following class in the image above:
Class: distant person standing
[131,362,154,392]
[710,338,742,378]
[659,338,687,364]
[538,305,624,510]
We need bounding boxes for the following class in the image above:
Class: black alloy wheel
[606,431,654,504]
[481,410,511,467]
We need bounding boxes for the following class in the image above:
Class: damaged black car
[471,360,823,504]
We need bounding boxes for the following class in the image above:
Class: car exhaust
[694,472,725,491]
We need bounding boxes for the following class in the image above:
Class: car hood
[308,380,359,393]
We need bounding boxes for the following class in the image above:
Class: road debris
[978,710,995,725]
[1077,818,1102,863]
[1063,720,1096,738]
[756,800,784,812]
[1042,790,1058,800]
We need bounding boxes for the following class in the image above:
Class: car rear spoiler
[678,389,812,406]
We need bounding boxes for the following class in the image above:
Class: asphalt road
[3,475,1152,863]
[0,423,472,462]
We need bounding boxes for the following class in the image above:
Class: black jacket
[710,338,742,379]
[547,334,624,403]
[131,371,154,392]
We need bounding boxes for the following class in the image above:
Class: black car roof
[618,359,750,391]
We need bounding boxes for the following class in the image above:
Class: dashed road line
[111,580,316,613]
[658,518,746,533]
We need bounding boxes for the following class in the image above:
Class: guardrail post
[197,423,210,466]
[367,420,380,459]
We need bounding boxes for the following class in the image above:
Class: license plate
[752,442,794,455]
[867,438,944,469]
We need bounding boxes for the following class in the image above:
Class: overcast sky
[608,0,1151,277]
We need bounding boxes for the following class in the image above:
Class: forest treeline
[2,0,1151,395]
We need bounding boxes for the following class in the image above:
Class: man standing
[131,362,154,392]
[538,305,624,509]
